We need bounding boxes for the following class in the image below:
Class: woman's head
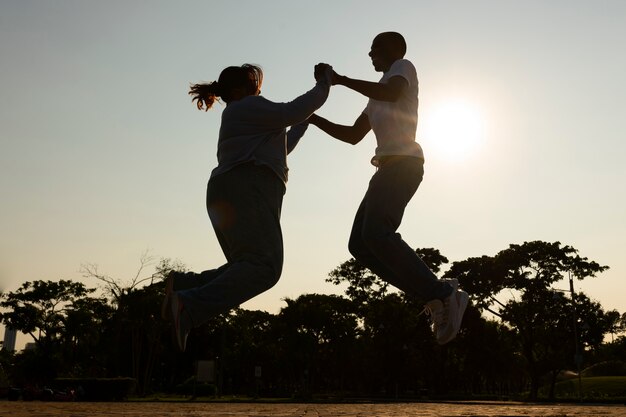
[189,64,263,111]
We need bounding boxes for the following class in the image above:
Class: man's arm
[334,74,407,102]
[309,112,371,145]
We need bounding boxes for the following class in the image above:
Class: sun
[419,99,486,161]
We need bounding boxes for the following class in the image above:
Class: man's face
[368,36,393,72]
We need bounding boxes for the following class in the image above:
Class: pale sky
[2,1,625,346]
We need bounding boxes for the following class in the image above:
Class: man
[310,32,468,344]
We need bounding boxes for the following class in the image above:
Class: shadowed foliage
[0,242,620,401]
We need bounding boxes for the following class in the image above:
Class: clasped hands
[314,63,340,85]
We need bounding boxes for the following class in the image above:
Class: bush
[582,361,626,377]
[54,377,136,401]
[7,387,20,401]
[544,376,626,400]
[175,377,217,397]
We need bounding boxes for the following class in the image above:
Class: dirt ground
[1,401,625,417]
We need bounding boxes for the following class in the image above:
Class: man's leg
[349,197,408,290]
[349,157,451,302]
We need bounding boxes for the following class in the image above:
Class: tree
[595,335,626,368]
[326,258,388,310]
[214,309,278,396]
[99,258,184,394]
[603,310,624,342]
[80,256,186,394]
[446,240,610,399]
[275,294,360,396]
[79,251,171,304]
[327,248,449,310]
[0,280,109,385]
[443,306,526,396]
[60,295,113,377]
[0,280,95,347]
[325,249,451,396]
[359,293,436,397]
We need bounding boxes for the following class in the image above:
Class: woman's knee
[255,258,282,290]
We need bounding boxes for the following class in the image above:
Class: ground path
[1,401,625,417]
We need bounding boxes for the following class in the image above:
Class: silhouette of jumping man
[309,32,468,344]
[164,64,332,351]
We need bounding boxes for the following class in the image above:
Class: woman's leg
[177,163,286,327]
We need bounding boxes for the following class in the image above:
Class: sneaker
[170,293,192,352]
[436,278,469,345]
[422,298,445,336]
[161,273,175,321]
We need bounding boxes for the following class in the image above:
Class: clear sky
[1,1,625,346]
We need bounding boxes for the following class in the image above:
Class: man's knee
[348,234,368,260]
[350,233,389,269]
[361,230,390,252]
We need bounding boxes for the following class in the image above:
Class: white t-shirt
[363,59,424,164]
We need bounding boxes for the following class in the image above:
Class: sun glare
[420,99,486,161]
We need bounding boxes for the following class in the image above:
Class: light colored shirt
[211,79,330,183]
[363,58,424,165]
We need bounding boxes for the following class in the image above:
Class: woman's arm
[278,78,332,127]
[286,122,309,154]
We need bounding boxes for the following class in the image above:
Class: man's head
[369,32,407,72]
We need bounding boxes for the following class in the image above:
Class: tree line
[1,240,625,400]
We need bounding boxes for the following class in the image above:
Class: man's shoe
[422,298,445,336]
[436,278,469,345]
[170,293,192,352]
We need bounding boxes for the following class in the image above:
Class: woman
[165,63,331,351]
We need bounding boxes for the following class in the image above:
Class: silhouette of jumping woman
[164,64,332,351]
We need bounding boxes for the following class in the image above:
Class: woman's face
[225,85,259,103]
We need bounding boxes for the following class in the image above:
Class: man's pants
[348,156,452,302]
[177,162,286,326]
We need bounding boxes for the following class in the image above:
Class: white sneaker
[423,298,445,336]
[436,278,469,345]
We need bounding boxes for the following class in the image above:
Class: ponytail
[189,64,264,111]
[189,81,220,111]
